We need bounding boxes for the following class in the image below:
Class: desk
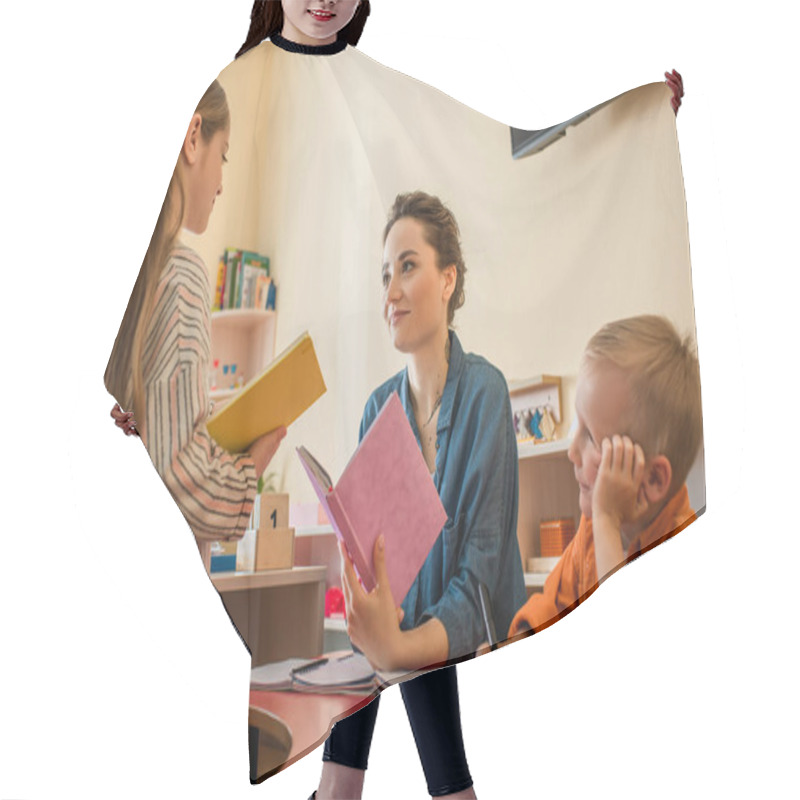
[249,688,374,781]
[212,566,326,666]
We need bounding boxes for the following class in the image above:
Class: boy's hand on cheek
[593,435,649,527]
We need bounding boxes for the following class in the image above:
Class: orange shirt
[508,485,696,636]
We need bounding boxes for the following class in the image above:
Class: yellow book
[207,332,326,452]
[212,257,225,311]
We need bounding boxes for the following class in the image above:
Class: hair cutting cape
[114,38,704,782]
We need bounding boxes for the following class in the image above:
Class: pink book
[297,392,447,606]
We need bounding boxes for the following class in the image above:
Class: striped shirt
[130,244,257,542]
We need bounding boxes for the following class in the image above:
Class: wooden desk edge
[212,565,326,592]
[249,689,375,782]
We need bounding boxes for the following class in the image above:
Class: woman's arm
[415,372,525,659]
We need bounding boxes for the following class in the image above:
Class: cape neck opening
[270,32,347,56]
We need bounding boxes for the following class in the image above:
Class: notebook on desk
[251,652,419,694]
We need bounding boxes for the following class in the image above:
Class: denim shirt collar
[438,330,463,434]
[398,331,464,473]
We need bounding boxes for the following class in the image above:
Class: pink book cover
[297,392,447,606]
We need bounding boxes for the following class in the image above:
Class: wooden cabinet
[212,567,326,665]
[516,439,581,595]
[209,309,277,404]
[294,526,352,653]
[515,431,706,596]
[509,376,579,594]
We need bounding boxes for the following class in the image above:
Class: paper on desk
[251,657,314,691]
[292,652,375,692]
[250,653,427,694]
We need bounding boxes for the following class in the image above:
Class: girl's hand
[665,69,684,115]
[592,435,649,528]
[248,426,287,477]
[110,403,139,437]
[340,536,404,671]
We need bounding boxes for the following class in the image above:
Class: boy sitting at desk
[508,314,703,636]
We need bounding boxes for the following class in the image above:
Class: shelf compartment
[210,309,277,392]
[517,437,570,461]
[295,525,336,538]
[523,572,549,589]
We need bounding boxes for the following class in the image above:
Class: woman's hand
[110,403,139,437]
[340,536,405,671]
[248,426,287,477]
[665,69,684,115]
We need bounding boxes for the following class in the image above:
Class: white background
[1,2,796,798]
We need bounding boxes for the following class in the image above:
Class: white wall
[188,55,696,505]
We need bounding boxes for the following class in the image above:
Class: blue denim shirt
[359,332,526,660]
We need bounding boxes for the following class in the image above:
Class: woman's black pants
[322,664,473,797]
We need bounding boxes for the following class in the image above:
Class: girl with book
[105,81,286,568]
[311,192,527,800]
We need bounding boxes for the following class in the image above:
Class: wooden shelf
[210,387,239,403]
[210,308,277,394]
[524,572,549,589]
[507,374,561,393]
[211,565,325,593]
[211,308,276,324]
[295,525,336,538]
[516,436,581,574]
[517,437,570,461]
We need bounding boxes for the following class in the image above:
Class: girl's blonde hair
[104,80,229,438]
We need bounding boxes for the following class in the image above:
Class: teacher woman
[313,191,526,799]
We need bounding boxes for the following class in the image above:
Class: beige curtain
[188,42,696,502]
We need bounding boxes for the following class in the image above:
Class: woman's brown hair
[384,191,467,327]
[236,1,371,58]
[104,81,230,438]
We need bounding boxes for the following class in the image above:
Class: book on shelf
[217,247,273,311]
[212,257,225,311]
[237,251,269,309]
[297,392,447,607]
[223,248,240,310]
[206,331,326,452]
[254,273,272,311]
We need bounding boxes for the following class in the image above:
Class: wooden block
[255,526,295,571]
[258,493,290,531]
[217,540,238,556]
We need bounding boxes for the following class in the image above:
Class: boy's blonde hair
[582,315,702,491]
